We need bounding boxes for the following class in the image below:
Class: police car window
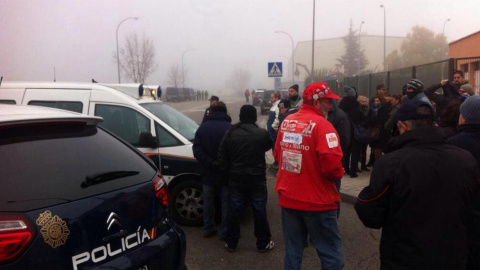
[28,100,82,113]
[0,123,156,211]
[0,100,16,104]
[141,103,198,141]
[155,122,181,147]
[95,104,150,146]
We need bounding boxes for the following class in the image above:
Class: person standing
[448,95,480,270]
[193,102,231,240]
[201,95,219,124]
[275,82,345,270]
[267,92,281,170]
[217,105,274,253]
[288,84,303,108]
[157,85,162,100]
[245,89,250,102]
[339,86,365,178]
[355,101,480,269]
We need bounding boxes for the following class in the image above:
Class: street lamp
[380,5,386,72]
[182,48,195,89]
[442,18,451,58]
[311,0,316,83]
[358,21,365,75]
[275,31,295,84]
[116,17,138,83]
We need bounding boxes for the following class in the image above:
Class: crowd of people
[192,71,480,269]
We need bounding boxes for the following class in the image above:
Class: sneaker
[224,243,236,252]
[258,240,275,253]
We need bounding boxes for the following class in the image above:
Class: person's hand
[440,79,448,86]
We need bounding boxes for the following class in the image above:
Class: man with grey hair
[355,101,479,269]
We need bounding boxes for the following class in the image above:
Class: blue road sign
[268,62,283,77]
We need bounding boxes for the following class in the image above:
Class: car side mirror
[138,131,159,148]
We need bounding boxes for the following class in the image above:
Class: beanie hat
[239,105,257,124]
[278,99,291,108]
[289,84,299,92]
[303,82,340,102]
[395,101,434,123]
[460,84,474,96]
[344,86,357,97]
[407,79,424,92]
[460,95,480,124]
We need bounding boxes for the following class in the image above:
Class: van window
[0,100,16,104]
[95,104,151,146]
[155,123,181,147]
[28,100,82,113]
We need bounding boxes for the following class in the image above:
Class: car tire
[170,180,204,226]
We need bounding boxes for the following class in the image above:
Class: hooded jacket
[355,126,480,270]
[193,111,232,185]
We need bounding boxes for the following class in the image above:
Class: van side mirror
[138,131,159,148]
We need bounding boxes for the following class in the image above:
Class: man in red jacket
[274,82,345,270]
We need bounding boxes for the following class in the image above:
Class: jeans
[203,183,228,237]
[282,208,344,270]
[226,178,272,249]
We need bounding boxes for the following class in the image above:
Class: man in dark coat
[355,101,480,270]
[193,102,232,239]
[448,95,480,270]
[217,105,274,253]
[339,86,365,178]
[425,70,469,119]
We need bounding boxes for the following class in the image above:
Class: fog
[1,0,479,94]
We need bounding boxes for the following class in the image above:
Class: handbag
[367,126,381,142]
[352,123,369,144]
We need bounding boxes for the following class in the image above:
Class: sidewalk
[266,150,370,205]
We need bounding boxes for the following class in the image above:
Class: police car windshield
[140,103,198,141]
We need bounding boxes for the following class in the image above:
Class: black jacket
[424,81,467,119]
[328,105,351,154]
[193,111,232,185]
[448,124,480,270]
[366,104,391,149]
[339,96,365,144]
[217,123,272,180]
[355,126,480,270]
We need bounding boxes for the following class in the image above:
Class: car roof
[0,104,103,126]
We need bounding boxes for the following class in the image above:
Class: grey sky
[1,0,479,92]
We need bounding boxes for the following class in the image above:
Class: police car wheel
[170,180,204,226]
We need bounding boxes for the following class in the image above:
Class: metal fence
[336,59,453,99]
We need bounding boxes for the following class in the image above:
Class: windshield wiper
[81,171,139,188]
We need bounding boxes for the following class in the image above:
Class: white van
[0,82,203,226]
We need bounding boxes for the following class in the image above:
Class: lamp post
[116,17,138,83]
[358,21,365,75]
[380,5,386,72]
[442,18,451,78]
[182,48,195,89]
[311,0,316,83]
[275,31,295,84]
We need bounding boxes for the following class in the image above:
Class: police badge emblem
[36,210,70,248]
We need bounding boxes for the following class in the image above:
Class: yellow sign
[36,210,70,248]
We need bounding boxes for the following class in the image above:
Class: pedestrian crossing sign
[268,62,283,77]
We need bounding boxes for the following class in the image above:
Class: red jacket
[274,104,344,211]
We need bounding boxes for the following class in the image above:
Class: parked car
[260,89,275,115]
[0,82,202,226]
[0,105,187,270]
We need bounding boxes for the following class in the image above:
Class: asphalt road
[167,98,381,270]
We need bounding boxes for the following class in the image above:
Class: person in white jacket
[267,92,281,169]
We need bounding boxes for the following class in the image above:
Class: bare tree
[229,67,251,96]
[116,32,157,83]
[167,63,182,87]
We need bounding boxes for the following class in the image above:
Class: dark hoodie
[193,110,232,185]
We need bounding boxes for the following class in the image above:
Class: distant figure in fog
[157,85,162,100]
[217,105,274,253]
[245,89,250,102]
